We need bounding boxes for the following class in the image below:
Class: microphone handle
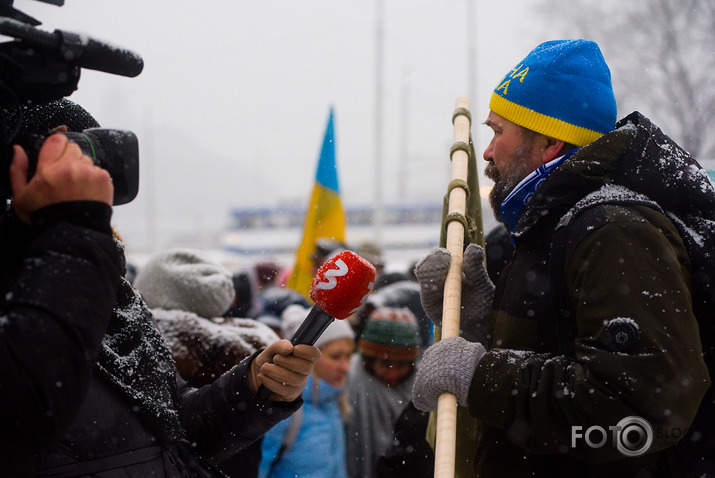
[256,306,335,401]
[290,305,335,345]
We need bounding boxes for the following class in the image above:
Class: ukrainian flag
[287,108,346,299]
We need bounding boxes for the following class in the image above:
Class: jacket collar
[507,122,637,239]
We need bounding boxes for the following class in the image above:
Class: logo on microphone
[349,281,375,315]
[314,259,349,290]
[310,250,376,320]
[315,259,375,314]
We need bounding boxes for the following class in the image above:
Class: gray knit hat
[134,248,235,318]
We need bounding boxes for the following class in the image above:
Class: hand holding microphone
[255,250,376,401]
[250,341,322,402]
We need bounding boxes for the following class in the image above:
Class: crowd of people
[116,240,434,478]
[1,36,713,478]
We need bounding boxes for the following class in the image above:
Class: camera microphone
[0,18,144,78]
[0,6,143,206]
[56,29,144,78]
[256,250,376,400]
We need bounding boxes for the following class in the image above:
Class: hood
[513,111,715,238]
[515,111,715,325]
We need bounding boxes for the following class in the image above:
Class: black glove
[414,243,494,344]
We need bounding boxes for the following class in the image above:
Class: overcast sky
[14,0,546,253]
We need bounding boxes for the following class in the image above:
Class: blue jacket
[260,374,347,478]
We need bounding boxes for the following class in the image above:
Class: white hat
[281,304,355,349]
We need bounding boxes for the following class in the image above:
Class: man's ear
[540,136,565,164]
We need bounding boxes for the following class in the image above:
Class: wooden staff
[434,96,472,478]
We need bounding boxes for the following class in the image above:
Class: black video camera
[0,0,143,205]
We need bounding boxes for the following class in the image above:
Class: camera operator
[0,101,120,476]
[0,99,321,477]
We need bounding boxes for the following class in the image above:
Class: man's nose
[483,138,494,162]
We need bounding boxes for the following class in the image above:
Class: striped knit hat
[359,307,421,362]
[489,39,617,146]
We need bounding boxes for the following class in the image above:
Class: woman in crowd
[259,304,355,478]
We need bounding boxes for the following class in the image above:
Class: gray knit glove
[414,243,495,344]
[412,336,486,411]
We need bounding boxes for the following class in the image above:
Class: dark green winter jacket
[468,113,712,477]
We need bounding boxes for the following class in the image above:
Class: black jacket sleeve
[0,201,122,452]
[177,350,303,464]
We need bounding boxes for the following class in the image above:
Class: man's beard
[485,141,536,222]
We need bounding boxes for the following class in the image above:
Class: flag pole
[373,0,385,243]
[434,97,472,478]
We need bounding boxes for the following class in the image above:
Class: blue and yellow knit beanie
[489,39,617,146]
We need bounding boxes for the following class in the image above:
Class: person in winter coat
[412,39,713,477]
[133,248,280,387]
[259,304,355,478]
[0,102,121,477]
[345,306,422,478]
[133,248,282,478]
[0,99,322,477]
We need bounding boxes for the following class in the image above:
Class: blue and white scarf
[500,149,578,232]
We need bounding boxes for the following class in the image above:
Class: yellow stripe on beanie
[489,92,604,147]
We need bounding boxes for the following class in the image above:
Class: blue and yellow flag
[286,108,346,298]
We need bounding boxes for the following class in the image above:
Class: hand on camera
[10,133,114,223]
[249,340,322,402]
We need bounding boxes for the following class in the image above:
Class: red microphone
[257,250,376,400]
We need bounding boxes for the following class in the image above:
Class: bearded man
[411,39,714,477]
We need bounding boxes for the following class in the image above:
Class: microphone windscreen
[55,29,144,78]
[76,37,144,77]
[310,250,376,320]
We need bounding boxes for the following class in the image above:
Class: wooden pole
[433,97,471,478]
